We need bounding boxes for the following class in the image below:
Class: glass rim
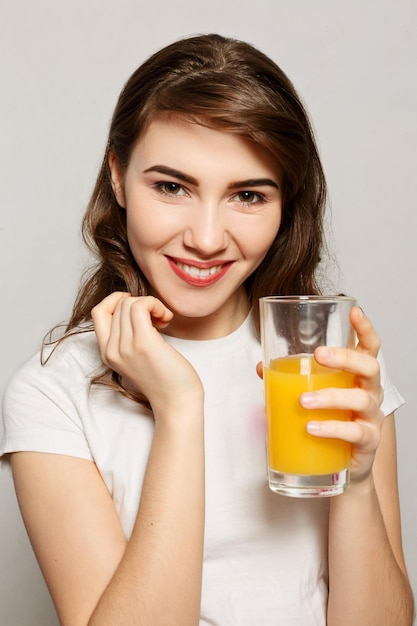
[259,295,356,304]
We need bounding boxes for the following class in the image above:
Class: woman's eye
[158,182,187,196]
[234,191,265,205]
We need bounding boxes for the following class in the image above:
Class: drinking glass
[259,295,356,497]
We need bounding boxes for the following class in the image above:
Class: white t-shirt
[0,314,404,625]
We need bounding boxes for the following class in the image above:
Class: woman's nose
[183,202,228,255]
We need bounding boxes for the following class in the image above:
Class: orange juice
[264,355,354,475]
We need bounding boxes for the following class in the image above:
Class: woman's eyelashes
[154,181,267,207]
[231,190,267,207]
[155,182,188,197]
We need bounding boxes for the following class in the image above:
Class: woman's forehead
[129,116,282,183]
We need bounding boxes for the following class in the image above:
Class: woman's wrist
[333,472,376,504]
[152,394,205,429]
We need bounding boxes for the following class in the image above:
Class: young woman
[1,34,414,625]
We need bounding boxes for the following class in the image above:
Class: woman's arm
[11,415,205,626]
[11,294,206,626]
[302,307,414,625]
[327,414,414,626]
[88,408,205,626]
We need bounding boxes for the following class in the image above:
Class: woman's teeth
[176,262,223,277]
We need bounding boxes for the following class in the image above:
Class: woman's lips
[166,256,233,286]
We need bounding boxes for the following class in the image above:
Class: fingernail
[300,392,317,407]
[306,422,321,433]
[316,347,331,361]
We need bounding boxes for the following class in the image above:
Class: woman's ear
[108,152,126,208]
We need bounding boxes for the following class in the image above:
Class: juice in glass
[264,354,354,476]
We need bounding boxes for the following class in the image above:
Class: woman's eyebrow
[143,165,197,185]
[227,178,279,190]
[143,165,279,190]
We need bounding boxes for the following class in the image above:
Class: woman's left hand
[300,306,385,485]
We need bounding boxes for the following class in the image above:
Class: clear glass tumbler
[259,295,356,497]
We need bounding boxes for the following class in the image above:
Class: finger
[256,362,263,379]
[134,296,174,329]
[112,296,173,358]
[306,418,381,451]
[126,297,174,343]
[350,306,381,357]
[105,295,133,363]
[91,291,131,318]
[91,292,130,353]
[300,387,383,415]
[314,345,380,381]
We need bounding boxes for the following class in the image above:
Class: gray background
[1,1,416,623]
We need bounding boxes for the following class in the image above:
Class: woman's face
[110,116,282,338]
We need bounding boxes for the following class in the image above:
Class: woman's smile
[167,256,234,286]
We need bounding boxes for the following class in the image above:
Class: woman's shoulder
[7,328,103,397]
[44,327,102,371]
[1,329,103,463]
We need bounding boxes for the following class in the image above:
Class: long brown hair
[45,33,328,402]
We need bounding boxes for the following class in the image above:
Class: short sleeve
[1,347,93,463]
[378,350,404,416]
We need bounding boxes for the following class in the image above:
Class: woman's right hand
[91,292,204,419]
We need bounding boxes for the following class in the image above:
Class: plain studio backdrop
[1,1,416,623]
